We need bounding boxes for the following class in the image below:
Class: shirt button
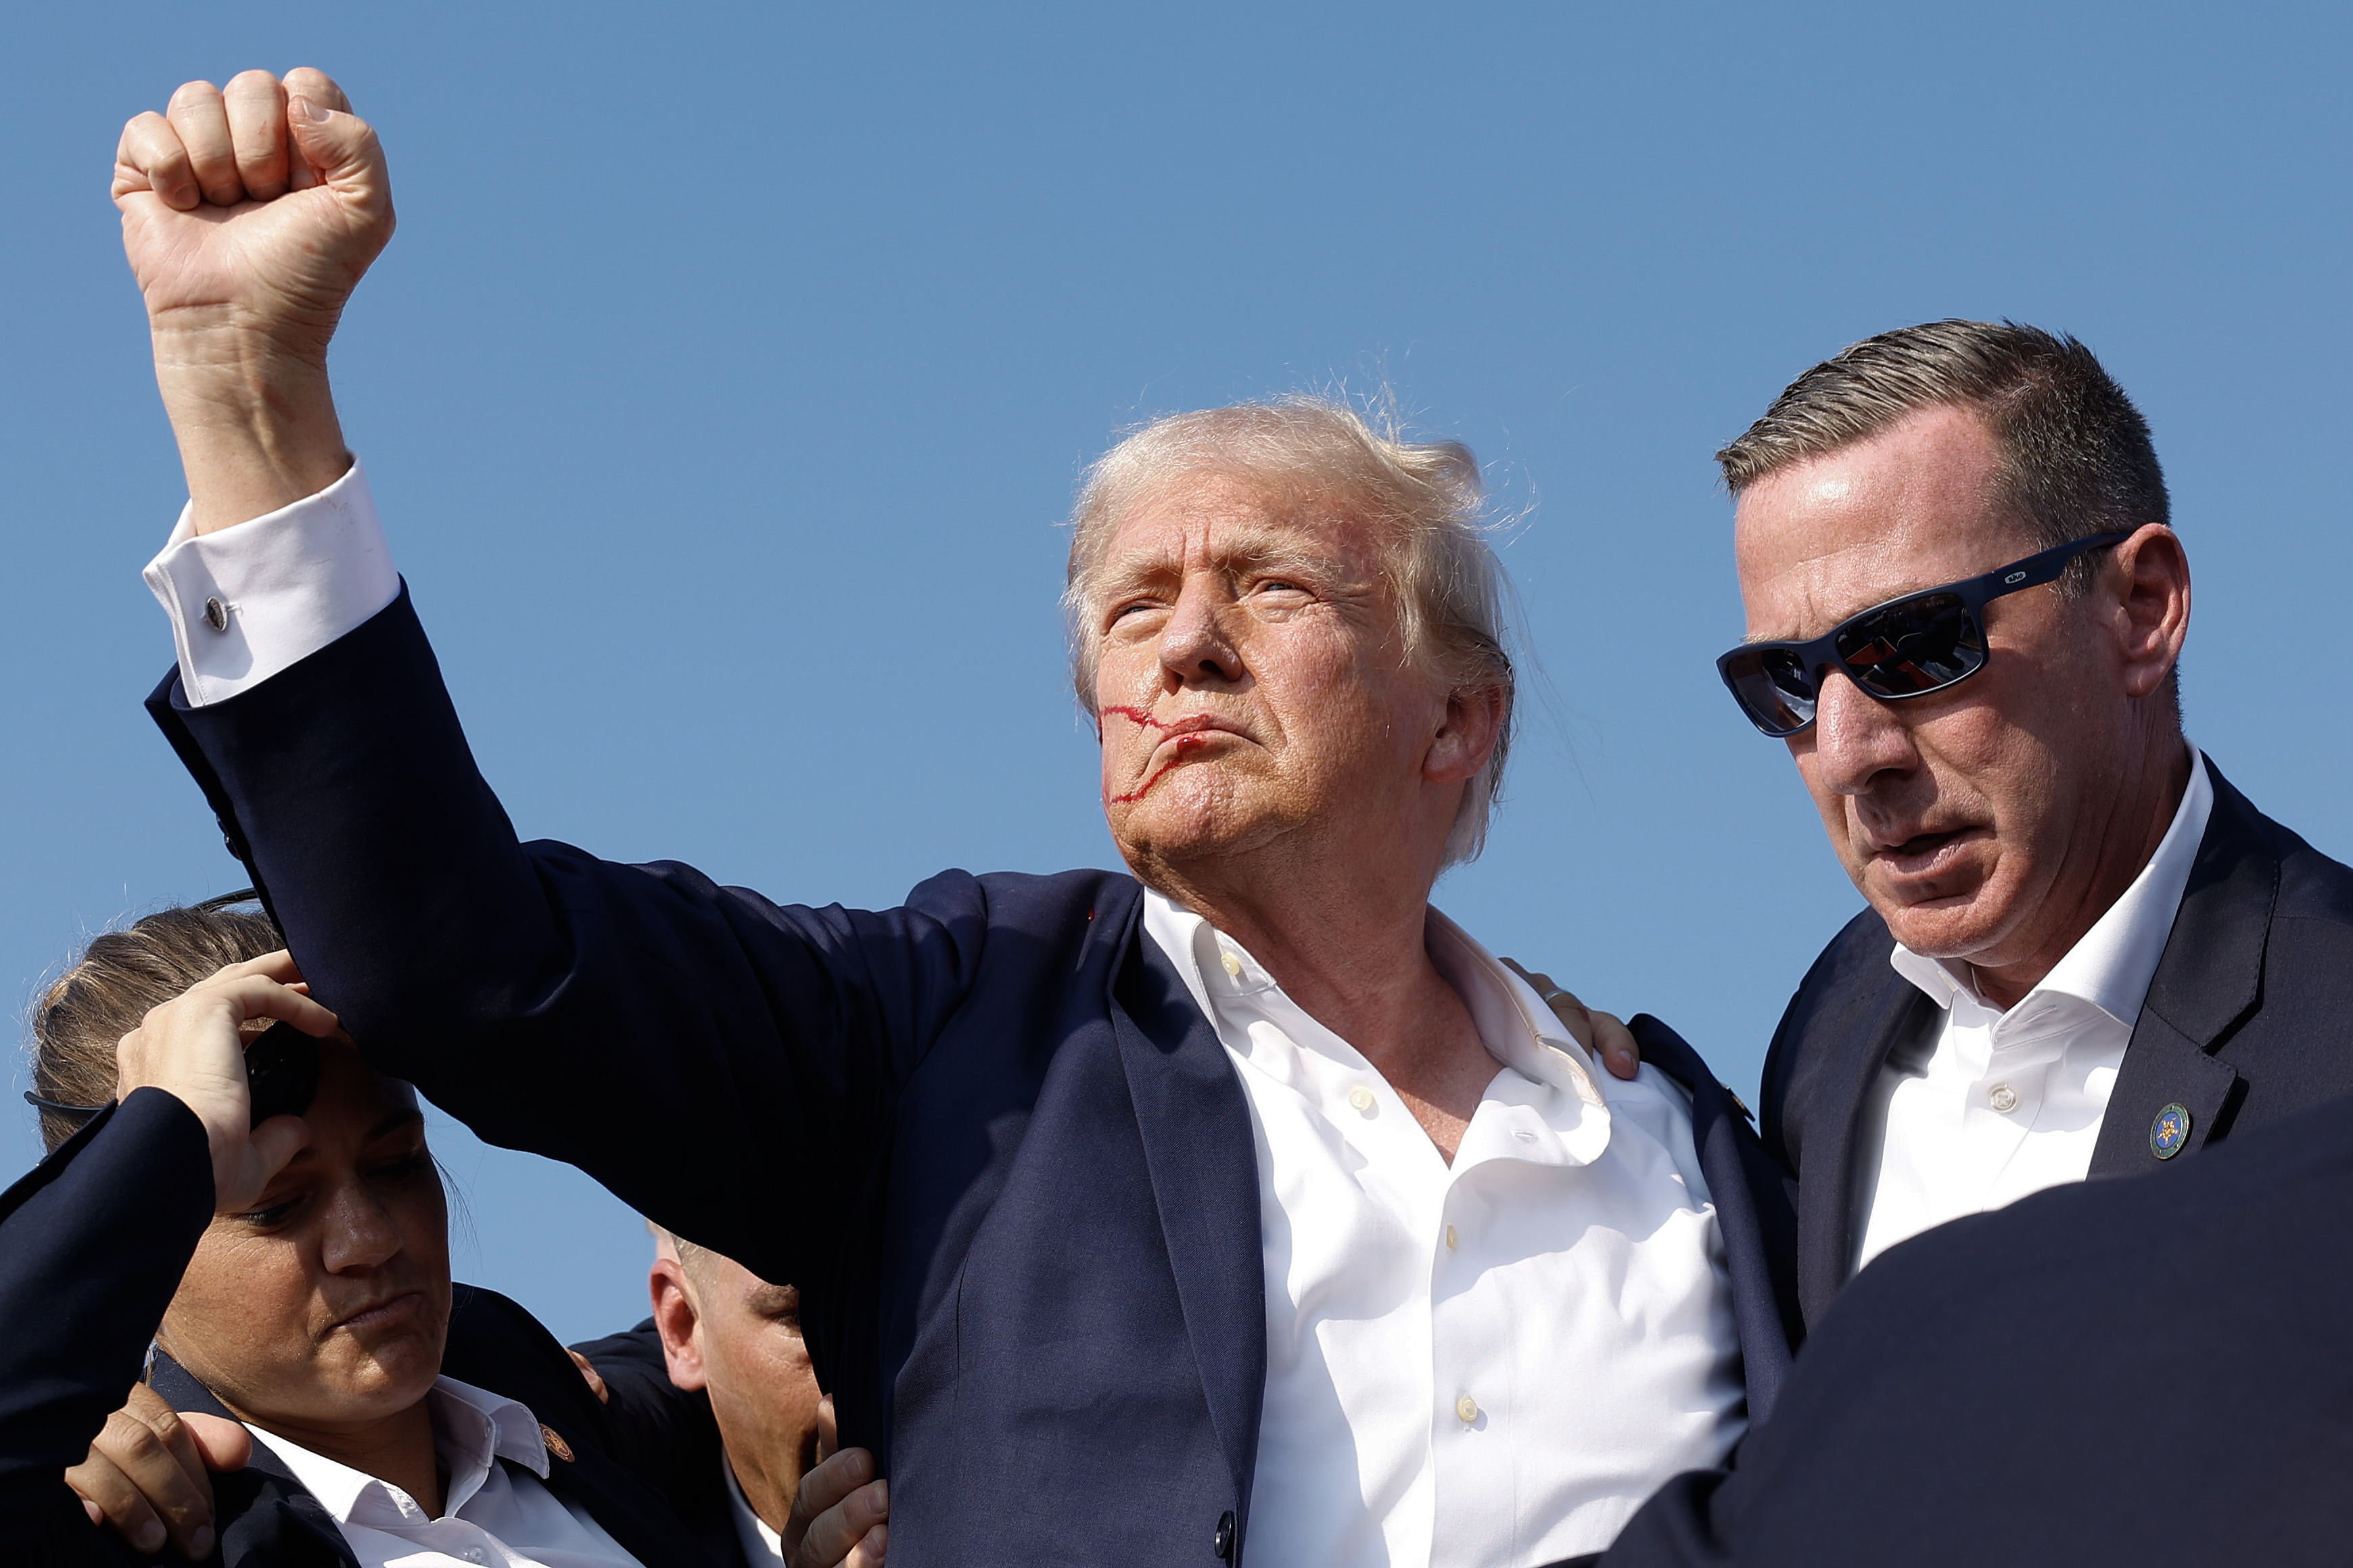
[203,596,231,632]
[1220,951,1242,978]
[1455,1394,1480,1423]
[1445,1223,1459,1250]
[1347,1085,1376,1115]
[1988,1083,2020,1114]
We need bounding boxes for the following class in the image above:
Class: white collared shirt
[1144,894,1745,1568]
[724,1456,787,1566]
[149,472,1747,1566]
[243,1377,640,1568]
[1852,748,2214,1272]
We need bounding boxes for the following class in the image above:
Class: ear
[2107,524,2191,702]
[1424,681,1506,786]
[648,1258,708,1391]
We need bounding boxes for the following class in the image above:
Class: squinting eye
[237,1195,302,1227]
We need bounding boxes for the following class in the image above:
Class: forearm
[150,323,350,535]
[0,1094,214,1551]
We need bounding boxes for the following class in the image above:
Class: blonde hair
[28,900,280,1152]
[1064,394,1516,866]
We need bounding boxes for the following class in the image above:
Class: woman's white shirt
[243,1376,640,1568]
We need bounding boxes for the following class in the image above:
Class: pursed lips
[327,1289,423,1334]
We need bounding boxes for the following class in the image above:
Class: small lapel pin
[539,1423,574,1463]
[2149,1103,2191,1160]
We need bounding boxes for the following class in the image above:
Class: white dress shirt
[243,1377,640,1568]
[1145,895,1744,1568]
[149,470,1747,1566]
[724,1458,788,1566]
[1852,747,2214,1271]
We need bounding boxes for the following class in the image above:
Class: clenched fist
[114,69,393,533]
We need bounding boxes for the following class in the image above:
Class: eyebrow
[1096,525,1357,599]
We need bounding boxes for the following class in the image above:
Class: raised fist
[113,68,392,369]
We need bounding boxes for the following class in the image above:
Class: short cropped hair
[1065,396,1516,866]
[1717,320,2170,594]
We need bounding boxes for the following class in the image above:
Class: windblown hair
[1717,320,2170,594]
[1064,395,1516,866]
[27,897,281,1153]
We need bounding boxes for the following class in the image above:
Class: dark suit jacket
[1592,1085,2353,1566]
[1760,756,2353,1327]
[149,587,1801,1567]
[571,1323,745,1568]
[0,1091,724,1568]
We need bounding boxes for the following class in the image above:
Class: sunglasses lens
[1835,592,1984,696]
[1723,645,1819,736]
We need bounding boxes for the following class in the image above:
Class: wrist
[151,324,350,533]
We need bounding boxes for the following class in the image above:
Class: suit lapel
[1627,1015,1801,1423]
[1105,916,1267,1517]
[146,1353,358,1568]
[2090,761,2273,1177]
[1799,978,1937,1327]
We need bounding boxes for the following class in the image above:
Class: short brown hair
[27,898,280,1153]
[1717,320,2170,592]
[1065,395,1516,866]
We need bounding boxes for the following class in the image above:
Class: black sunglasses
[1717,531,2133,738]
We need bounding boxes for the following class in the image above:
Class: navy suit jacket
[1591,1085,2353,1566]
[0,1091,724,1568]
[1759,756,2353,1327]
[150,588,1800,1567]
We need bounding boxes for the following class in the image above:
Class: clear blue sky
[7,2,2350,1344]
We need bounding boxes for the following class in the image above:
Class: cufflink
[204,596,231,632]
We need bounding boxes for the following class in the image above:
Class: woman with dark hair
[2,902,879,1567]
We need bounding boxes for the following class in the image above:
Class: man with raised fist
[110,68,1796,1568]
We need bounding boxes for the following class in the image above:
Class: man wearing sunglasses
[1713,319,2353,1333]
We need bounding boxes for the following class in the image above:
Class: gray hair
[1064,395,1515,866]
[1717,319,2170,594]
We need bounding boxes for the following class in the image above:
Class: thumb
[285,95,388,215]
[181,1413,252,1473]
[216,1114,312,1215]
[814,1394,839,1464]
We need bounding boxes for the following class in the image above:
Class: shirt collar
[1138,890,1612,1148]
[1890,745,2214,1028]
[724,1454,788,1565]
[243,1375,549,1526]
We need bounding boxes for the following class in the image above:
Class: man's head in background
[648,1224,825,1534]
[1717,320,2193,1007]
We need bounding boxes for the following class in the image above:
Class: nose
[317,1181,406,1275]
[1804,667,1921,795]
[1157,577,1244,687]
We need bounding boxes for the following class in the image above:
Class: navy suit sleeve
[570,1321,726,1527]
[0,1091,214,1561]
[148,588,994,1290]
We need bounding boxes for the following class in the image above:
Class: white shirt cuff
[142,460,399,707]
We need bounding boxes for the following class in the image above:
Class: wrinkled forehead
[1095,471,1385,590]
[1732,408,2024,640]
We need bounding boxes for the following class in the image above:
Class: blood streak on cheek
[1109,734,1210,804]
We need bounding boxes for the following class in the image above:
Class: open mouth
[1873,826,1982,878]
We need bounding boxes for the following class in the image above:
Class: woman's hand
[1501,959,1640,1080]
[112,950,340,1213]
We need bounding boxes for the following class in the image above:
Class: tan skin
[1095,475,1518,1160]
[651,1241,888,1566]
[1733,404,2193,1008]
[112,68,1638,1175]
